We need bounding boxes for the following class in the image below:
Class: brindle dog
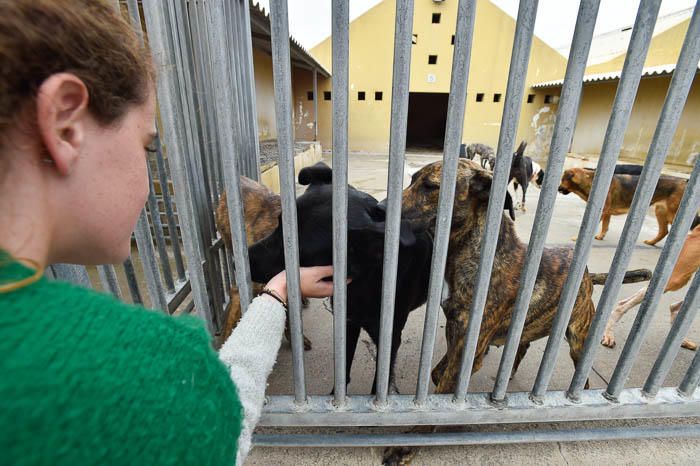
[382,160,651,465]
[558,167,687,244]
[215,177,311,349]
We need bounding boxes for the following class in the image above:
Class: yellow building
[534,7,699,169]
[293,0,567,156]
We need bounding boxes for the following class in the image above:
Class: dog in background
[382,159,651,465]
[535,163,642,189]
[215,177,312,349]
[508,141,534,211]
[460,142,496,170]
[558,167,687,244]
[602,215,700,350]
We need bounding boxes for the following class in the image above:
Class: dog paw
[643,239,659,246]
[682,339,698,351]
[303,335,313,351]
[594,235,605,241]
[382,446,417,465]
[601,335,616,348]
[570,236,578,242]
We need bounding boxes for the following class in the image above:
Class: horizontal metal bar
[643,269,700,397]
[415,0,477,405]
[455,0,539,400]
[532,0,662,400]
[260,388,700,427]
[254,424,700,447]
[491,0,601,403]
[375,0,415,405]
[166,279,192,314]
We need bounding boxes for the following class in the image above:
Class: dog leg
[595,213,610,240]
[602,287,646,348]
[510,342,531,379]
[567,301,594,389]
[669,300,698,351]
[645,204,670,246]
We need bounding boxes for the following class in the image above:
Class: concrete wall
[253,48,278,141]
[570,74,700,168]
[259,142,323,193]
[308,0,567,154]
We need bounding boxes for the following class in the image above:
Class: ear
[469,171,516,218]
[36,73,90,176]
[298,162,332,185]
[515,140,527,156]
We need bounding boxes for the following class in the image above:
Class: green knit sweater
[0,252,243,466]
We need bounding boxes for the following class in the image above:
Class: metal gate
[55,0,700,447]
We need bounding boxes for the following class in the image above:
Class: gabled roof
[249,1,331,77]
[532,62,700,89]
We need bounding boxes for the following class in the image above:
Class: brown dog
[558,167,687,244]
[215,177,310,349]
[602,218,700,350]
[382,160,651,465]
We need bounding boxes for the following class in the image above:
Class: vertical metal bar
[313,68,319,142]
[454,0,539,400]
[133,212,168,311]
[531,0,662,400]
[570,2,700,400]
[490,0,601,403]
[679,345,700,397]
[122,256,143,304]
[206,0,254,319]
[643,271,700,397]
[146,170,175,293]
[414,0,477,404]
[269,0,307,403]
[97,264,122,299]
[605,161,700,399]
[142,0,215,331]
[125,0,144,43]
[153,137,186,281]
[375,0,415,406]
[331,0,349,406]
[241,0,262,180]
[50,264,92,288]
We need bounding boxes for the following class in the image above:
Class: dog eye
[423,179,439,190]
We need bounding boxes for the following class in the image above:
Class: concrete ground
[248,152,700,465]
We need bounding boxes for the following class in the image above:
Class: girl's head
[0,0,157,265]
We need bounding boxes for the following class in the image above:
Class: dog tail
[589,268,652,285]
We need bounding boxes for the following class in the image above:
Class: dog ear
[515,140,527,156]
[348,208,416,247]
[298,162,333,185]
[469,171,516,219]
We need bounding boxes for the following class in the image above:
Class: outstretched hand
[265,265,345,302]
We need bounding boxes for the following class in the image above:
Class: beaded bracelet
[260,287,288,310]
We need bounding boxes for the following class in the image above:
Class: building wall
[570,74,700,168]
[253,48,278,140]
[308,0,567,154]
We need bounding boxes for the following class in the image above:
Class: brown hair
[0,0,154,138]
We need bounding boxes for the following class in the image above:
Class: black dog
[509,141,531,211]
[248,162,432,393]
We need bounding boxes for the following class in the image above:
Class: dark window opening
[358,91,366,101]
[428,54,438,65]
[432,13,441,23]
[451,35,455,45]
[307,91,314,101]
[527,94,535,103]
[412,34,418,44]
[375,91,383,101]
[476,93,484,102]
[544,94,553,104]
[324,91,331,101]
[493,93,502,103]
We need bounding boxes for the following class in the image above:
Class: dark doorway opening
[406,92,449,150]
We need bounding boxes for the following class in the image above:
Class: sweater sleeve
[218,294,286,465]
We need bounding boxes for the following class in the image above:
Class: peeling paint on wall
[530,106,554,161]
